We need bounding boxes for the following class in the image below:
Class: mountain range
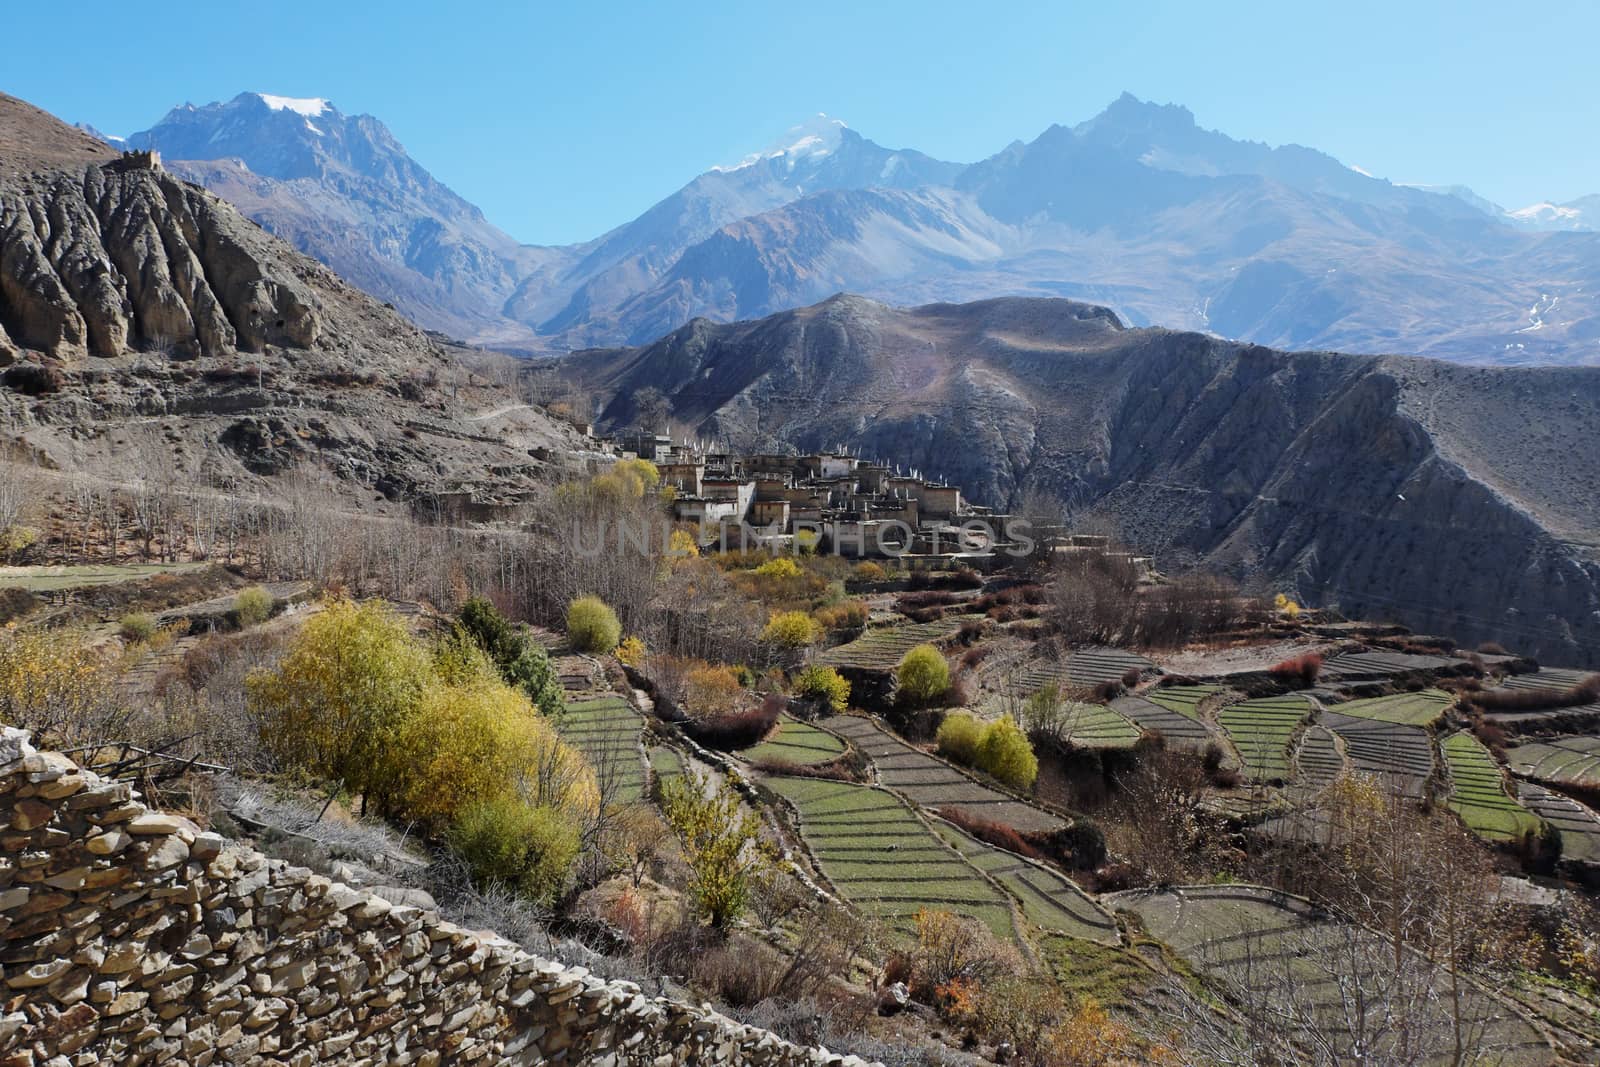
[100,93,1600,365]
[556,293,1600,665]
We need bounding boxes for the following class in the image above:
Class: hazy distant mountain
[508,116,963,338]
[558,293,1600,664]
[560,97,1600,363]
[94,92,1600,364]
[120,92,559,346]
[1507,195,1600,232]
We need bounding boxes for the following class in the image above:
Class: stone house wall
[0,728,877,1066]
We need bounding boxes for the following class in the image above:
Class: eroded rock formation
[0,158,318,360]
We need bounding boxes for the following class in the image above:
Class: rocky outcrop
[0,727,878,1066]
[0,160,318,359]
[0,94,588,508]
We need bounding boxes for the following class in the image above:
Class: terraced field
[930,820,1119,945]
[1110,885,1553,1065]
[1516,782,1600,865]
[1014,647,1160,692]
[649,744,685,786]
[1506,736,1600,787]
[1143,684,1225,718]
[817,617,971,670]
[1442,732,1543,842]
[1216,695,1313,781]
[1502,668,1594,692]
[1108,694,1212,745]
[764,776,1017,938]
[1289,725,1344,800]
[1328,689,1453,726]
[559,695,648,804]
[1318,649,1469,682]
[827,715,1062,833]
[1321,711,1437,797]
[741,715,846,766]
[1053,703,1142,749]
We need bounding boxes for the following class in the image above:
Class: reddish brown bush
[937,807,1048,862]
[1472,718,1509,755]
[1121,668,1142,689]
[1091,680,1122,702]
[750,756,857,782]
[1469,674,1600,712]
[898,590,959,610]
[685,693,783,750]
[1269,652,1323,688]
[959,645,991,670]
[1477,641,1510,656]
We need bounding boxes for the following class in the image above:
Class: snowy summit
[714,113,848,172]
[253,93,332,118]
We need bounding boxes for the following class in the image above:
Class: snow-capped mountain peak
[714,113,849,172]
[252,93,332,118]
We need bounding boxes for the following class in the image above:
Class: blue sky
[10,0,1597,244]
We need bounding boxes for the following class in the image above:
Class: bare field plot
[1443,732,1543,842]
[560,695,647,804]
[1290,726,1344,799]
[817,617,971,671]
[1327,689,1452,726]
[1015,647,1160,692]
[742,715,846,766]
[1109,694,1212,745]
[1516,782,1600,865]
[1502,668,1594,692]
[1217,695,1313,781]
[0,562,211,591]
[1319,649,1470,682]
[1110,885,1553,1065]
[764,776,1018,939]
[1507,736,1600,787]
[827,715,1062,833]
[931,820,1119,945]
[1321,711,1436,797]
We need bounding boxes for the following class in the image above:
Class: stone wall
[0,728,878,1066]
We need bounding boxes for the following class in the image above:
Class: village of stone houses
[4,403,1600,1067]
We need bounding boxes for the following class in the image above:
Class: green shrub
[234,586,275,628]
[566,595,621,654]
[450,795,581,906]
[936,711,984,766]
[975,716,1038,791]
[119,612,157,644]
[457,596,564,718]
[897,644,950,707]
[793,664,851,713]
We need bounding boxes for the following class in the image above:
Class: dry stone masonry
[0,728,878,1066]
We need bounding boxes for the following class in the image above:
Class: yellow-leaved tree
[398,676,598,831]
[246,598,434,815]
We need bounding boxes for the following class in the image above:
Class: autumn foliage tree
[660,770,770,929]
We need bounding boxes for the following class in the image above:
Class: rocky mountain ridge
[102,92,1600,364]
[559,293,1600,664]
